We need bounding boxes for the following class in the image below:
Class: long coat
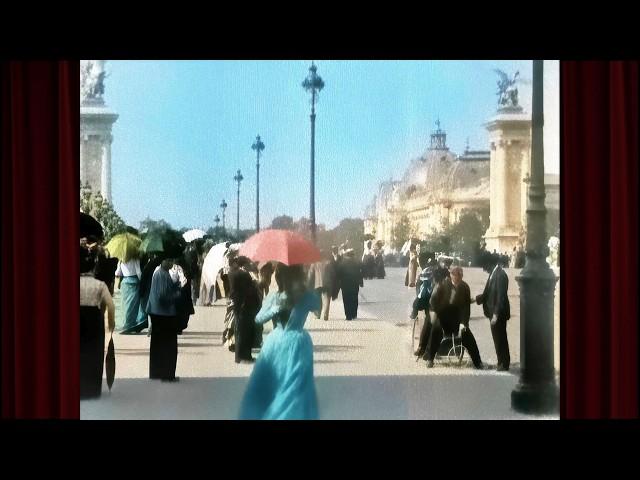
[307,260,337,294]
[338,257,363,291]
[475,265,510,321]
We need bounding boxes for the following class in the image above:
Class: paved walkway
[82,267,559,420]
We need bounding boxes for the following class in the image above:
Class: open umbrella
[239,229,321,266]
[201,242,232,290]
[183,228,207,243]
[140,234,164,254]
[105,232,141,262]
[141,230,186,258]
[105,333,115,391]
[80,212,104,240]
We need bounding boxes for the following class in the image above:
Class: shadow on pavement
[314,345,364,353]
[81,374,557,420]
[306,328,376,333]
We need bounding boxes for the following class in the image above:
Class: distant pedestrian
[228,256,261,363]
[116,257,147,334]
[337,249,363,320]
[405,243,419,288]
[139,252,162,336]
[412,253,436,356]
[173,257,195,335]
[307,250,338,321]
[362,240,375,279]
[374,244,386,279]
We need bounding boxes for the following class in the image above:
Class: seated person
[422,266,483,369]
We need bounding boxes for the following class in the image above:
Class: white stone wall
[80,107,118,203]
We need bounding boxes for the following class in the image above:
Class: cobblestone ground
[82,267,559,420]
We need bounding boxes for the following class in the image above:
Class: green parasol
[141,230,186,258]
[105,232,142,262]
[140,233,165,254]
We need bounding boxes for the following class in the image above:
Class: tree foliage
[271,215,295,230]
[80,182,126,243]
[420,212,489,262]
[391,213,414,250]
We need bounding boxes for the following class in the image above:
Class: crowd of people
[80,234,197,398]
[80,221,514,418]
[79,227,389,414]
[410,250,511,371]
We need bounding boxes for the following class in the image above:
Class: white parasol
[183,229,207,243]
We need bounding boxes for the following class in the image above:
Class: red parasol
[239,229,321,266]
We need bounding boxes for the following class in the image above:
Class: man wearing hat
[337,248,364,320]
[475,252,511,371]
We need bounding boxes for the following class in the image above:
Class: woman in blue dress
[239,264,320,420]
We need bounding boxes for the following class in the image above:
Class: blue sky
[105,60,558,231]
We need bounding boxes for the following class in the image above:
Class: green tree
[80,182,126,242]
[391,213,413,250]
[139,216,172,234]
[271,215,295,230]
[449,212,488,258]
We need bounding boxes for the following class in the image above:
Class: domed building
[364,119,560,253]
[365,122,491,249]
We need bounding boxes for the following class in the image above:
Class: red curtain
[1,61,79,418]
[562,61,639,418]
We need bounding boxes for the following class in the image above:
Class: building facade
[365,119,559,254]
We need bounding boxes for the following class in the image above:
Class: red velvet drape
[562,61,639,418]
[1,61,79,419]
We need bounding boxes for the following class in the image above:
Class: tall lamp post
[214,214,220,230]
[252,135,265,232]
[302,61,324,244]
[233,169,243,236]
[511,60,559,413]
[220,199,227,233]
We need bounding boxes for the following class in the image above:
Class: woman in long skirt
[239,264,320,420]
[228,257,261,363]
[116,258,147,334]
[146,258,182,381]
[80,246,115,399]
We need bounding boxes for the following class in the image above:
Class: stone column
[80,99,118,205]
[105,135,112,203]
[100,136,111,203]
[484,110,531,253]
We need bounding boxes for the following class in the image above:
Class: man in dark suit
[337,249,364,320]
[475,252,511,371]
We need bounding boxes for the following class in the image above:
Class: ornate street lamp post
[302,61,324,244]
[233,169,244,236]
[220,199,227,232]
[252,135,265,232]
[511,60,559,413]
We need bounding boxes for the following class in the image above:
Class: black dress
[80,305,105,399]
[80,275,111,399]
[229,269,261,362]
[338,258,363,320]
[147,268,182,380]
